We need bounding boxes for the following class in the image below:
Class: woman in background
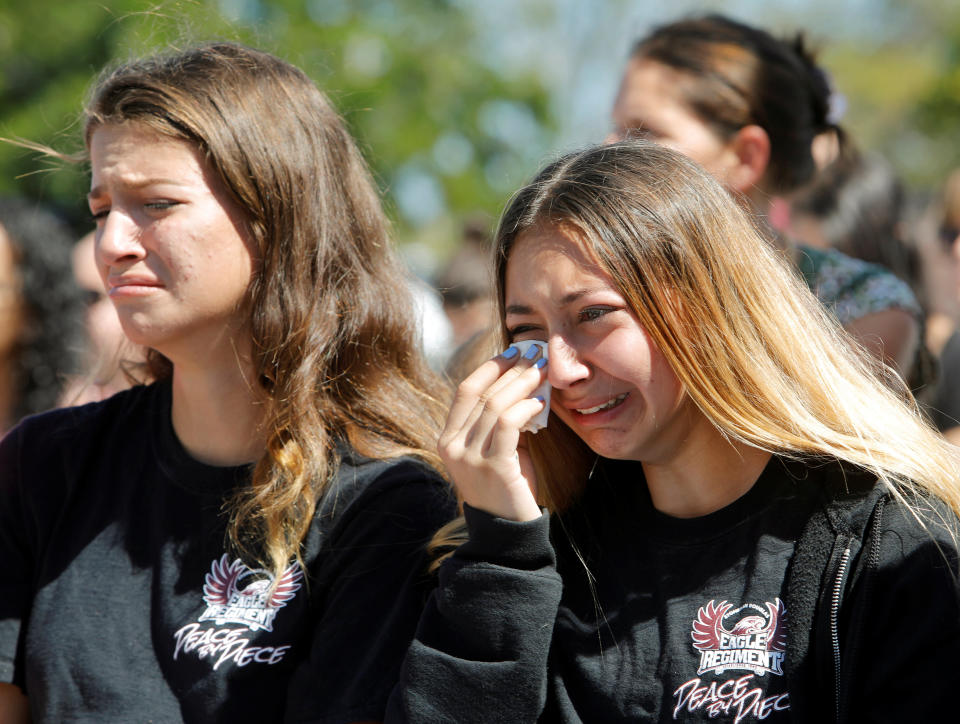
[608,14,922,379]
[786,152,915,283]
[60,229,144,405]
[784,151,939,394]
[0,196,85,432]
[0,42,454,722]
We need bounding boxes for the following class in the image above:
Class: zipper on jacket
[830,543,852,722]
[835,496,886,721]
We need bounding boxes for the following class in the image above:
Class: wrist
[459,502,554,569]
[461,489,543,523]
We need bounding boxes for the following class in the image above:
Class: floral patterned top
[795,244,920,325]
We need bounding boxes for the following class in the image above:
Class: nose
[546,335,590,389]
[95,210,145,269]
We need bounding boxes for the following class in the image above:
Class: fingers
[443,347,518,434]
[485,396,546,459]
[483,343,545,399]
[460,354,546,449]
[439,343,546,471]
[438,344,547,522]
[443,344,546,439]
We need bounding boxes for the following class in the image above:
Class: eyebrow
[87,177,187,202]
[505,289,594,317]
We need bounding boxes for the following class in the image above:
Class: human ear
[726,124,770,194]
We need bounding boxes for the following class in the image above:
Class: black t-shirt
[0,381,456,723]
[388,456,823,723]
[545,457,819,722]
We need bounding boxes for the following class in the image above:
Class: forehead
[614,58,693,116]
[506,224,612,293]
[87,123,208,190]
[90,119,185,149]
[511,224,595,265]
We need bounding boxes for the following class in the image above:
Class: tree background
[1,0,959,271]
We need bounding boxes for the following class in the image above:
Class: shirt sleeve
[843,497,960,719]
[0,426,31,687]
[385,504,563,724]
[283,465,457,724]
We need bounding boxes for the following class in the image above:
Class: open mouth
[576,393,628,415]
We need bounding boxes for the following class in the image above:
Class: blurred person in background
[409,274,454,372]
[434,217,496,349]
[0,196,85,433]
[933,320,960,445]
[915,167,960,358]
[786,151,916,283]
[60,230,142,405]
[784,151,937,394]
[608,14,922,380]
[931,201,960,444]
[443,326,499,387]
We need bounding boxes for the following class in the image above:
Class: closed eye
[505,324,541,341]
[145,200,179,211]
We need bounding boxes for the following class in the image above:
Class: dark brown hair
[84,42,449,578]
[631,14,842,194]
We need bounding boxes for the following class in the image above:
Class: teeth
[576,393,627,415]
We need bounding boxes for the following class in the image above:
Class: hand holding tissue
[513,340,551,433]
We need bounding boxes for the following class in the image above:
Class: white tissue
[513,340,551,433]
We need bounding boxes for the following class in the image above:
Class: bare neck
[170,353,266,467]
[742,187,794,255]
[642,429,772,519]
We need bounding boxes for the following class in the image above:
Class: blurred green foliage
[0,0,556,258]
[909,7,960,185]
[4,0,960,248]
[817,0,960,189]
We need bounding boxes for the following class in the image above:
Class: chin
[117,320,174,353]
[577,430,642,462]
[117,322,156,348]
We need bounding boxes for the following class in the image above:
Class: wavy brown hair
[494,141,960,527]
[84,42,449,579]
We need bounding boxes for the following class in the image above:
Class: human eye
[578,306,616,323]
[144,200,180,212]
[505,325,537,341]
[89,205,110,223]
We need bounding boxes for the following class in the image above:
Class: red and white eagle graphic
[197,554,303,633]
[691,598,787,677]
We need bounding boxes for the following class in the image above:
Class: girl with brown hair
[388,141,960,722]
[0,43,454,722]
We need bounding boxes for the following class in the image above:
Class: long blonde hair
[495,141,960,522]
[84,43,450,580]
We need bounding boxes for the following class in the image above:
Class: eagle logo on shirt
[197,554,303,633]
[691,598,787,677]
